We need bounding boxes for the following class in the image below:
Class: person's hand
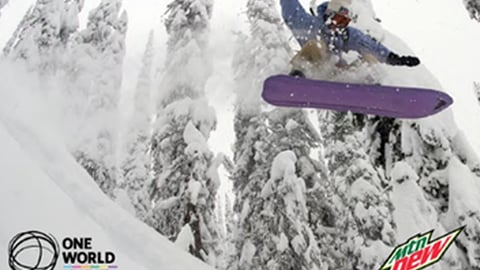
[387,52,420,67]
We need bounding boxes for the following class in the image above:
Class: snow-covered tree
[149,0,220,264]
[358,82,480,269]
[72,0,127,111]
[149,98,219,264]
[392,118,480,267]
[318,112,397,269]
[230,112,325,270]
[120,31,155,221]
[230,113,329,269]
[70,0,128,198]
[445,156,480,269]
[464,0,480,21]
[156,0,214,107]
[229,1,331,269]
[3,0,81,72]
[295,1,480,267]
[319,74,473,269]
[0,0,8,14]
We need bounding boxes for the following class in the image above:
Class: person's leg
[289,40,329,77]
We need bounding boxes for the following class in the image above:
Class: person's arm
[280,0,319,46]
[344,27,420,66]
[280,0,315,27]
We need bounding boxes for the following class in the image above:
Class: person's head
[323,0,353,30]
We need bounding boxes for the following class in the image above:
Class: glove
[386,52,420,67]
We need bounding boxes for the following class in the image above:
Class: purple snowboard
[262,75,453,118]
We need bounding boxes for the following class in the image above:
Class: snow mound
[0,68,213,270]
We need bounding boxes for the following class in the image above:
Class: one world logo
[8,231,59,270]
[8,231,118,270]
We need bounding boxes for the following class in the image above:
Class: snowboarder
[280,0,421,77]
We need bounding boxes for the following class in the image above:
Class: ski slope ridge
[0,74,213,270]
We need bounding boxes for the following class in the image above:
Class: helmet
[325,0,353,29]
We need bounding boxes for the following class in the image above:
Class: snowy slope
[0,65,213,270]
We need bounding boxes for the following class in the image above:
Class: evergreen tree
[158,0,214,107]
[120,31,155,221]
[149,98,219,264]
[319,112,397,269]
[229,1,329,269]
[225,194,235,235]
[149,0,220,265]
[464,0,480,21]
[3,0,81,72]
[445,156,480,269]
[358,62,479,269]
[70,0,128,198]
[305,2,480,268]
[231,111,325,270]
[396,120,480,268]
[0,0,8,14]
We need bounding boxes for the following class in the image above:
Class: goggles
[326,6,352,29]
[329,12,351,28]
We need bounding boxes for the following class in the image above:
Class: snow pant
[290,40,329,73]
[290,40,379,74]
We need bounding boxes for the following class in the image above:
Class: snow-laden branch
[464,0,480,21]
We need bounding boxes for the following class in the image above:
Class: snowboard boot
[289,69,305,78]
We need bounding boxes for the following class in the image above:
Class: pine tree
[464,0,480,21]
[120,31,155,221]
[318,112,397,269]
[149,0,220,264]
[149,98,219,264]
[358,68,479,269]
[445,156,480,269]
[229,1,329,269]
[0,0,8,14]
[3,0,81,72]
[158,0,214,107]
[397,120,480,268]
[70,0,128,198]
[231,112,328,269]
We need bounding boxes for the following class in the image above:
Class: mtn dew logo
[380,226,464,270]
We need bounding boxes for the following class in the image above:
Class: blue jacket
[280,0,391,63]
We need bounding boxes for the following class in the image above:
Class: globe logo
[8,231,59,270]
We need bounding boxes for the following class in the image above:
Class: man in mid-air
[280,0,420,76]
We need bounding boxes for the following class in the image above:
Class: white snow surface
[175,224,195,252]
[0,64,213,270]
[154,196,180,211]
[276,233,289,252]
[114,188,137,215]
[239,240,256,266]
[261,150,298,198]
[447,157,480,267]
[269,150,298,181]
[184,120,210,156]
[448,157,480,219]
[262,151,308,219]
[188,179,203,206]
[390,161,418,183]
[391,162,440,240]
